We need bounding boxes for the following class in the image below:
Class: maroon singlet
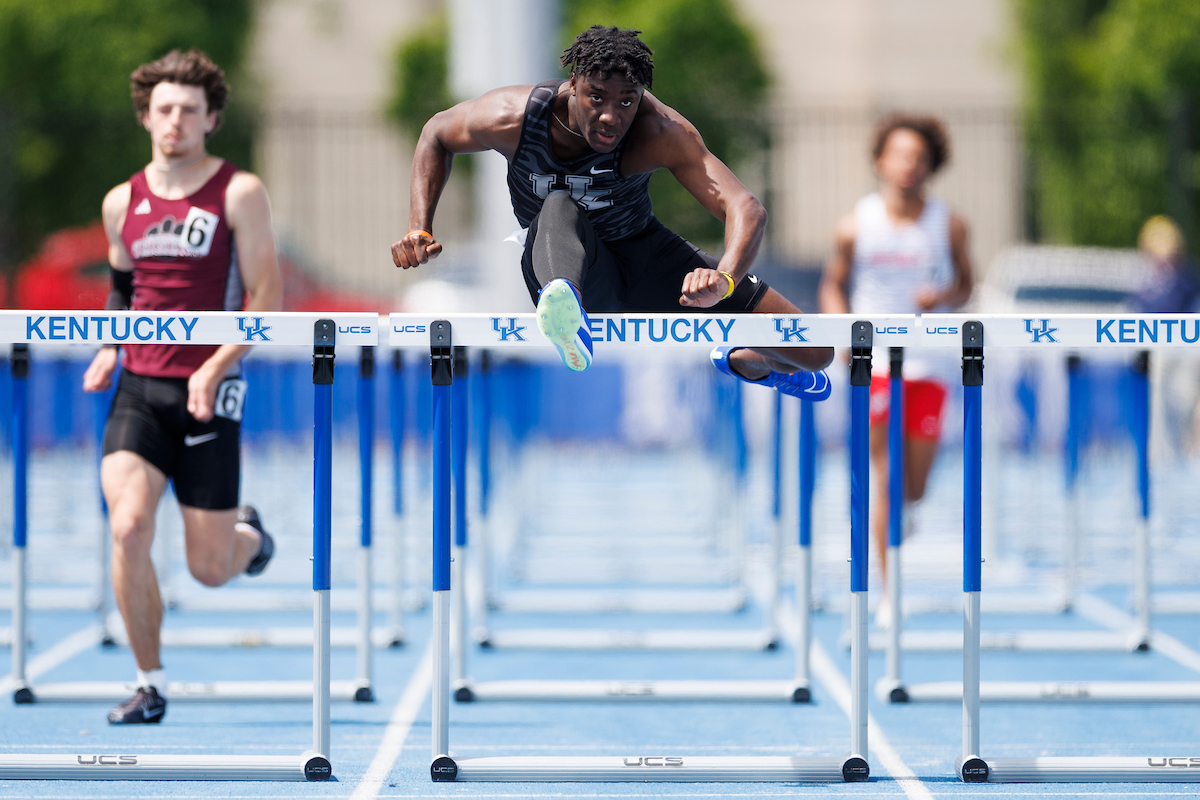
[119,160,245,378]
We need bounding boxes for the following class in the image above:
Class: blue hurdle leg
[1131,351,1152,648]
[311,321,336,767]
[848,323,873,769]
[882,347,907,701]
[355,346,376,699]
[451,348,471,696]
[10,345,31,703]
[429,323,454,771]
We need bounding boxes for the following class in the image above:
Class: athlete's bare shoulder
[621,92,707,174]
[226,169,267,203]
[101,182,132,237]
[833,211,857,249]
[224,168,271,233]
[431,84,535,160]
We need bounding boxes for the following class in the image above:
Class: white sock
[136,668,167,698]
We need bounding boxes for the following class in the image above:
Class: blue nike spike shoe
[711,347,832,401]
[537,279,593,372]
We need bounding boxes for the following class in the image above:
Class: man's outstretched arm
[629,104,766,308]
[392,86,529,269]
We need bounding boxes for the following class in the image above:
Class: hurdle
[0,312,367,779]
[119,345,390,663]
[395,312,916,782]
[5,311,375,708]
[875,356,1141,692]
[453,375,813,702]
[471,352,752,624]
[900,317,1200,788]
[470,363,776,652]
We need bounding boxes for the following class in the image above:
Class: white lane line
[1077,592,1200,674]
[774,596,931,798]
[0,624,102,694]
[349,637,434,800]
[809,639,936,800]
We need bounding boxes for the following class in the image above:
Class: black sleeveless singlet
[506,80,654,242]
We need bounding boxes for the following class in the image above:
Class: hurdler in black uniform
[393,25,833,393]
[509,79,767,314]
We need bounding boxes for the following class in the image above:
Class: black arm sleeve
[107,267,133,310]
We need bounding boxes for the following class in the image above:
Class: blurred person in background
[390,25,833,400]
[1134,215,1199,314]
[818,113,974,629]
[81,49,282,724]
[1132,215,1200,453]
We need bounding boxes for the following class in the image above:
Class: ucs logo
[492,317,527,342]
[76,755,138,765]
[775,318,809,343]
[238,317,272,342]
[1025,318,1058,343]
[623,757,684,767]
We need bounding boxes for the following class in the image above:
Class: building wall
[249,0,457,302]
[735,0,1022,273]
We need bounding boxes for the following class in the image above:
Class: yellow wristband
[406,229,433,241]
[719,271,736,300]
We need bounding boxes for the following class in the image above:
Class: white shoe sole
[537,281,591,372]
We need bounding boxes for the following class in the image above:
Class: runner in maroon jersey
[81,50,283,724]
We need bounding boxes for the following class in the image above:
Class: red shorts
[869,376,947,440]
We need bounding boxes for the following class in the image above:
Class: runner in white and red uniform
[81,49,283,724]
[819,113,974,628]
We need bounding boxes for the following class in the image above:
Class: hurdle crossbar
[410,315,909,781]
[904,316,1200,783]
[458,387,810,703]
[1,311,378,781]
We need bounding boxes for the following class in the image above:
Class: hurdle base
[18,680,366,703]
[0,752,330,781]
[456,679,810,703]
[982,756,1200,782]
[354,684,374,702]
[904,680,1200,703]
[851,628,1143,653]
[956,754,990,782]
[874,678,909,703]
[433,755,868,782]
[479,628,778,651]
[13,686,33,704]
[487,587,749,615]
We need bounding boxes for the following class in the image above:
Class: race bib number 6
[214,378,248,422]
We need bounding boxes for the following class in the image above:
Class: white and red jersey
[119,160,244,378]
[849,192,954,380]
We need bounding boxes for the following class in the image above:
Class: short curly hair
[561,26,654,89]
[871,113,950,173]
[131,49,230,137]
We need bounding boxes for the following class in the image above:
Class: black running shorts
[103,369,243,510]
[521,215,770,313]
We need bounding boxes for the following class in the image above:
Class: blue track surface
[4,429,1200,798]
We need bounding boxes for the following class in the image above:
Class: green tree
[386,0,772,244]
[1015,0,1200,250]
[0,0,255,287]
[388,13,452,142]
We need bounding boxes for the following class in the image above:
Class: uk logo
[1024,318,1058,343]
[775,318,809,343]
[492,317,527,342]
[238,317,272,342]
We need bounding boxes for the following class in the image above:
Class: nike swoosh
[142,706,165,720]
[184,432,219,447]
[589,166,613,175]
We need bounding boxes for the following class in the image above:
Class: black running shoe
[240,505,274,576]
[108,686,166,724]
